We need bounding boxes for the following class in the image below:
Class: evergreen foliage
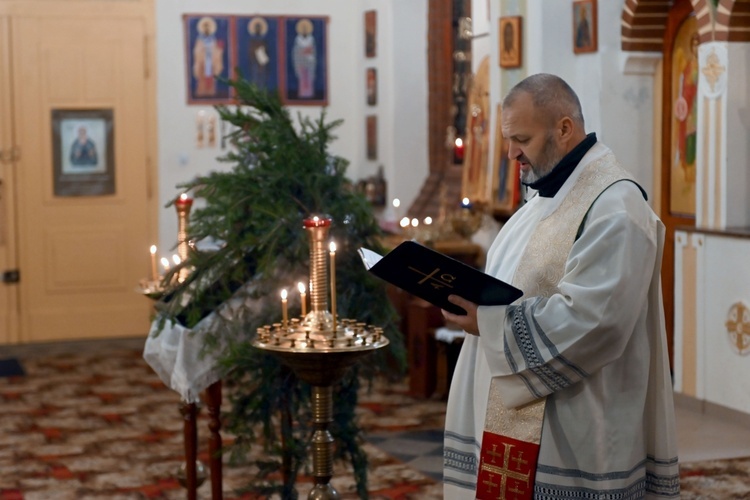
[154,77,406,498]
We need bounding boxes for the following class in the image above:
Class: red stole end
[476,431,540,500]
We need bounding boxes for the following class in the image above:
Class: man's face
[502,92,565,184]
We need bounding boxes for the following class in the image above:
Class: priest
[441,73,680,499]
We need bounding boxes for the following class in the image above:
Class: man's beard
[520,133,565,184]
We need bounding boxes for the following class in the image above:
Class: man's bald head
[502,73,585,130]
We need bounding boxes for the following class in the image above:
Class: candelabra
[253,215,389,500]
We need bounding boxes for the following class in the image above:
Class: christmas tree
[155,77,406,498]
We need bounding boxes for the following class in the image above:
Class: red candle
[175,193,193,209]
[453,138,465,164]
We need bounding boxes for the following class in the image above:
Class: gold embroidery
[483,152,635,443]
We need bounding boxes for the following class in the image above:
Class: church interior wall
[154,0,429,252]
[725,43,750,227]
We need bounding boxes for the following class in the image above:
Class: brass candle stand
[252,216,389,500]
[175,193,194,283]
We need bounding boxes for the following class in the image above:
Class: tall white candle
[281,289,288,327]
[298,282,307,316]
[149,245,158,281]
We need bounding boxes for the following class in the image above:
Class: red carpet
[0,344,443,499]
[1,342,748,498]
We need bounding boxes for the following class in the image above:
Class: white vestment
[444,142,680,498]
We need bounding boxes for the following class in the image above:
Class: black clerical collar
[524,132,598,198]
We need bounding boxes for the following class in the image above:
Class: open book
[359,240,522,315]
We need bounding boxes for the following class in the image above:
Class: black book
[359,240,523,316]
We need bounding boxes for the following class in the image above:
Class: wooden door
[661,0,697,363]
[0,13,19,343]
[9,1,155,342]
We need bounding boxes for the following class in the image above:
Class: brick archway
[621,0,714,51]
[716,0,750,41]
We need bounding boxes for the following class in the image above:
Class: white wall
[725,43,750,227]
[155,0,428,252]
[154,0,666,253]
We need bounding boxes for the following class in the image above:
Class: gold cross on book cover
[358,240,522,316]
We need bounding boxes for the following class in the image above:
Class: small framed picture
[366,68,377,106]
[52,109,115,197]
[366,115,377,160]
[499,16,522,68]
[365,10,376,58]
[573,0,597,54]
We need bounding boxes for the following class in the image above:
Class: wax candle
[281,289,288,327]
[329,242,337,334]
[454,137,465,163]
[149,245,158,281]
[298,282,307,316]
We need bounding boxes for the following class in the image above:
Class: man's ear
[558,116,575,144]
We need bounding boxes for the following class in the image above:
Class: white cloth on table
[143,317,222,404]
[143,280,259,403]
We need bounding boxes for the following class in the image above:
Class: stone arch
[621,0,714,51]
[715,0,750,41]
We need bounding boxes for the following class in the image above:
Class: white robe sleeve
[476,182,658,408]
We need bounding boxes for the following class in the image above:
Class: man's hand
[441,295,479,335]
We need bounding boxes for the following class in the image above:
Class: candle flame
[462,197,471,206]
[455,138,463,147]
[298,282,306,294]
[172,254,181,265]
[411,218,419,227]
[400,217,410,228]
[179,193,188,201]
[160,257,170,269]
[329,241,336,253]
[281,289,288,300]
[392,198,400,208]
[424,217,433,225]
[150,245,157,255]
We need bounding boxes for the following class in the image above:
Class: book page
[357,247,383,270]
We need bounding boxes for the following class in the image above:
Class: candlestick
[298,282,307,317]
[175,193,193,283]
[281,289,288,327]
[329,242,337,335]
[149,245,158,281]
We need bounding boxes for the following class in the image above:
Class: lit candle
[329,242,337,333]
[392,198,401,221]
[281,289,288,327]
[175,192,193,209]
[411,218,419,228]
[160,257,170,272]
[461,197,473,210]
[399,217,410,228]
[149,245,158,281]
[424,216,433,225]
[172,254,181,266]
[454,137,465,163]
[298,282,307,316]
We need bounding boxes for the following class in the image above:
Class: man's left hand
[441,295,479,335]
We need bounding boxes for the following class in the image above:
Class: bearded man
[442,73,680,499]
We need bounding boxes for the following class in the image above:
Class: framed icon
[52,109,115,197]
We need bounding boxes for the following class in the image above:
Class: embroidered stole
[475,153,636,500]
